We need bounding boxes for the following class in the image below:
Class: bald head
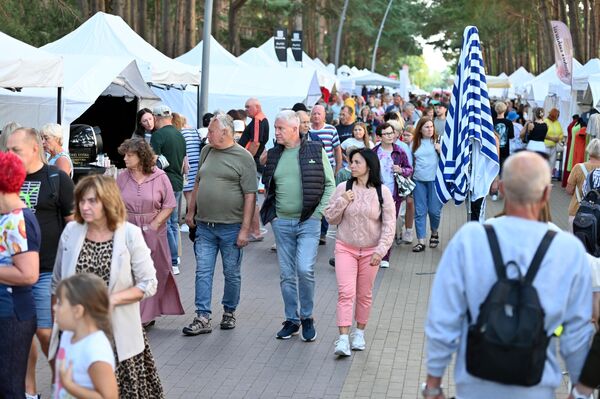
[245,97,262,118]
[501,151,551,205]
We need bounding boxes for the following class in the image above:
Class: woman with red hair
[0,151,41,398]
[544,108,564,176]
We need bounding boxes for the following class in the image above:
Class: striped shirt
[309,124,340,167]
[181,128,202,192]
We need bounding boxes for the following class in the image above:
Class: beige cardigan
[50,221,158,362]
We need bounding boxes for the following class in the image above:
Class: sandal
[429,234,440,248]
[412,243,426,252]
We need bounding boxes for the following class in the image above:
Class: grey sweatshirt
[426,216,594,399]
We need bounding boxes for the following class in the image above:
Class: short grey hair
[275,110,300,127]
[296,110,309,119]
[211,113,235,136]
[502,152,550,205]
[587,138,600,158]
[0,121,22,151]
[402,103,415,112]
[40,123,64,145]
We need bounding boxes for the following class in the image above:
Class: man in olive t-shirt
[183,113,257,336]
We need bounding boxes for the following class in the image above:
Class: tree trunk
[227,0,247,55]
[137,0,146,41]
[566,0,583,60]
[113,0,126,18]
[185,0,197,51]
[539,0,555,69]
[161,0,172,56]
[79,0,89,18]
[594,0,600,58]
[583,0,591,60]
[174,0,185,56]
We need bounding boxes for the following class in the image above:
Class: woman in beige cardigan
[51,175,163,398]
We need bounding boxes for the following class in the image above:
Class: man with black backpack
[423,151,594,399]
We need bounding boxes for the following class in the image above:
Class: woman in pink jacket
[325,148,396,357]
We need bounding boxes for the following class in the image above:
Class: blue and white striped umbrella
[435,26,499,205]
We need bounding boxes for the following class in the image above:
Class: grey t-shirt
[195,144,257,224]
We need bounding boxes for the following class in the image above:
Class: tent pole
[197,85,201,129]
[57,87,62,124]
[199,0,213,119]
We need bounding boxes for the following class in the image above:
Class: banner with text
[550,20,574,86]
[274,28,287,63]
[291,31,303,62]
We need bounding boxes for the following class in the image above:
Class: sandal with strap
[412,243,426,253]
[429,234,440,248]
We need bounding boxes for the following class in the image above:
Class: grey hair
[587,138,600,158]
[275,110,300,127]
[0,121,22,151]
[211,112,235,135]
[502,152,550,205]
[40,123,64,145]
[402,103,415,112]
[296,110,309,119]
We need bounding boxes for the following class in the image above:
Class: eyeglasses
[381,132,395,137]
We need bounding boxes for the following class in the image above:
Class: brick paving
[36,183,575,398]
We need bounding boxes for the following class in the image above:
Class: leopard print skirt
[76,238,165,398]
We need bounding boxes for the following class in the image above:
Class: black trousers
[0,316,37,398]
[580,331,600,388]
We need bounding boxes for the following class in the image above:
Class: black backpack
[573,170,600,256]
[465,225,556,386]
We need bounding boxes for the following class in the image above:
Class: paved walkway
[37,183,574,398]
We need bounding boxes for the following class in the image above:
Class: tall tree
[227,0,247,55]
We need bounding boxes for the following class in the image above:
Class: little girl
[53,273,118,399]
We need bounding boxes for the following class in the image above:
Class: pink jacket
[325,182,396,257]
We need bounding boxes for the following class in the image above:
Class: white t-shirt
[340,137,374,152]
[54,330,115,398]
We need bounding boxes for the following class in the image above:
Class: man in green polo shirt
[150,104,186,274]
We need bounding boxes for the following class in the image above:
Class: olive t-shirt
[195,144,257,224]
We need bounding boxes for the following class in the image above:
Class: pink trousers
[335,241,380,327]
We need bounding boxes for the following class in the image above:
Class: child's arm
[60,361,118,399]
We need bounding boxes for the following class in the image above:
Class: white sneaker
[334,338,351,356]
[270,243,277,252]
[402,230,413,244]
[172,266,180,275]
[350,332,366,351]
[380,260,390,268]
[179,224,190,233]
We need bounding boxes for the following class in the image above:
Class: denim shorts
[31,272,53,329]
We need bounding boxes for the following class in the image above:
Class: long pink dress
[117,167,184,323]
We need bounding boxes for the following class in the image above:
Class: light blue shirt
[395,139,413,166]
[413,139,438,181]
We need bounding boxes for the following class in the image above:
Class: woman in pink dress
[116,138,184,326]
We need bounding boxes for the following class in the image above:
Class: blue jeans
[167,191,182,265]
[194,222,242,316]
[31,272,52,329]
[413,180,443,240]
[320,217,329,237]
[271,217,320,324]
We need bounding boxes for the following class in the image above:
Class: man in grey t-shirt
[183,113,257,336]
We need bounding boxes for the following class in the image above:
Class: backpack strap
[576,164,589,202]
[524,230,557,284]
[483,224,506,279]
[345,179,384,220]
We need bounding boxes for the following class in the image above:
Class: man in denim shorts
[7,128,74,398]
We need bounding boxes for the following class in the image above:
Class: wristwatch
[421,382,443,397]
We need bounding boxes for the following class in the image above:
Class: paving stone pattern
[36,183,575,398]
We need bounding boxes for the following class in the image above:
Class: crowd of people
[0,87,599,399]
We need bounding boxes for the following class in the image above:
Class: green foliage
[0,0,82,46]
[397,54,452,91]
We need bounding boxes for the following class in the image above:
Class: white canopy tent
[239,47,281,67]
[523,60,582,106]
[0,56,159,144]
[42,12,199,85]
[177,36,246,68]
[572,58,600,91]
[0,31,64,88]
[509,66,535,96]
[254,37,337,91]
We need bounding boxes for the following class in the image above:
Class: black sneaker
[276,320,300,339]
[300,318,317,342]
[220,312,236,330]
[182,315,212,336]
[329,257,335,267]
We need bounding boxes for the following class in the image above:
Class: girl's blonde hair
[56,273,112,339]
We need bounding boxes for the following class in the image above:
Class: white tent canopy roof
[43,12,199,85]
[524,59,582,105]
[573,58,600,91]
[0,56,158,143]
[239,47,281,67]
[0,31,64,88]
[509,66,535,90]
[351,72,400,87]
[176,35,246,67]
